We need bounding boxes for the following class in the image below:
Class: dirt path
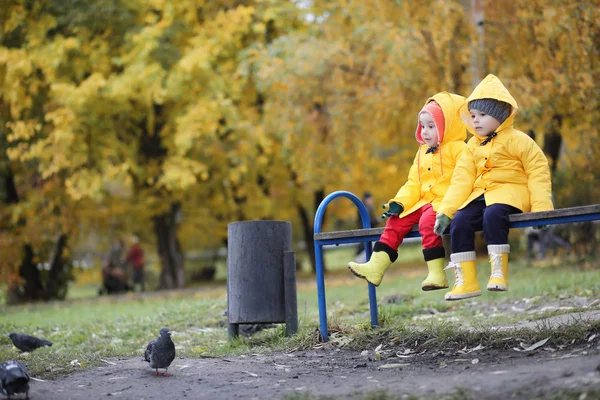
[21,285,600,399]
[28,345,600,399]
[27,310,600,400]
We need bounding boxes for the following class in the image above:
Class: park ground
[2,244,600,399]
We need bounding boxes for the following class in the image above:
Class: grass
[1,247,599,381]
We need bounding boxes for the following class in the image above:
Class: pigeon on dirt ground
[8,333,52,352]
[0,360,30,399]
[143,327,176,376]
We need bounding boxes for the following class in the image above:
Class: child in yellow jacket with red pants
[348,92,467,289]
[434,74,553,301]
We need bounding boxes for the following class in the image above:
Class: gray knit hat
[468,99,512,124]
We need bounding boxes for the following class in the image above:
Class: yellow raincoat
[437,74,553,219]
[389,92,467,217]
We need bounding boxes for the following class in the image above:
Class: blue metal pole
[314,190,379,341]
[314,241,328,341]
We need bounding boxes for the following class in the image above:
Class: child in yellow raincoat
[348,92,467,289]
[434,74,553,301]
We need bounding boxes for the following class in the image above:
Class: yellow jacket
[438,74,553,219]
[389,92,467,218]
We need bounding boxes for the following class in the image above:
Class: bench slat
[314,204,600,241]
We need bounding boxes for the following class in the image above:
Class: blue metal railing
[313,190,378,342]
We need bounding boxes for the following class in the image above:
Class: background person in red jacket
[126,234,145,292]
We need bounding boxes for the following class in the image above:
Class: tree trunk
[46,234,70,300]
[8,235,70,305]
[297,189,326,273]
[154,202,185,289]
[465,0,486,86]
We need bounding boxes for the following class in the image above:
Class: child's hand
[434,213,452,235]
[381,202,403,219]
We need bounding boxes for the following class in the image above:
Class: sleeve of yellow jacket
[437,142,477,219]
[389,150,421,209]
[513,135,554,212]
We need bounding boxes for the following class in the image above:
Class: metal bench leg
[315,243,328,341]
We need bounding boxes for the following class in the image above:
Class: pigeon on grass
[0,360,30,399]
[143,327,176,376]
[8,333,52,353]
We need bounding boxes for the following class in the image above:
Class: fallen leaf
[470,344,485,353]
[439,361,447,369]
[374,344,383,352]
[107,385,132,396]
[378,363,410,369]
[588,334,597,342]
[520,337,550,352]
[489,370,508,375]
[471,358,479,364]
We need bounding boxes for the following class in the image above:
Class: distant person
[126,234,145,292]
[524,226,541,260]
[105,238,124,270]
[434,74,553,301]
[356,191,379,229]
[348,91,467,290]
[99,237,130,295]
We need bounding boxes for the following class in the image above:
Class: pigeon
[8,333,52,352]
[0,360,30,399]
[143,327,175,376]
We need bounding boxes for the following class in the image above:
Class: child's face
[419,113,439,147]
[469,109,502,136]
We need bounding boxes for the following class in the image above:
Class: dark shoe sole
[422,284,449,291]
[347,265,380,287]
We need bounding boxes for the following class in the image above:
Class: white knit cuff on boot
[488,244,510,254]
[451,251,476,263]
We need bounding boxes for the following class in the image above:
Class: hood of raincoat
[388,92,467,218]
[416,91,467,145]
[459,74,518,140]
[436,75,553,218]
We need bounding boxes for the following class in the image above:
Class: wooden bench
[313,190,600,341]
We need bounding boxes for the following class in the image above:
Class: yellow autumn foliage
[0,0,598,287]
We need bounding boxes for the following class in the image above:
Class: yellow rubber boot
[421,258,448,291]
[348,251,393,287]
[487,244,510,291]
[444,251,481,301]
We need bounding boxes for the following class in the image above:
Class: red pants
[379,204,442,250]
